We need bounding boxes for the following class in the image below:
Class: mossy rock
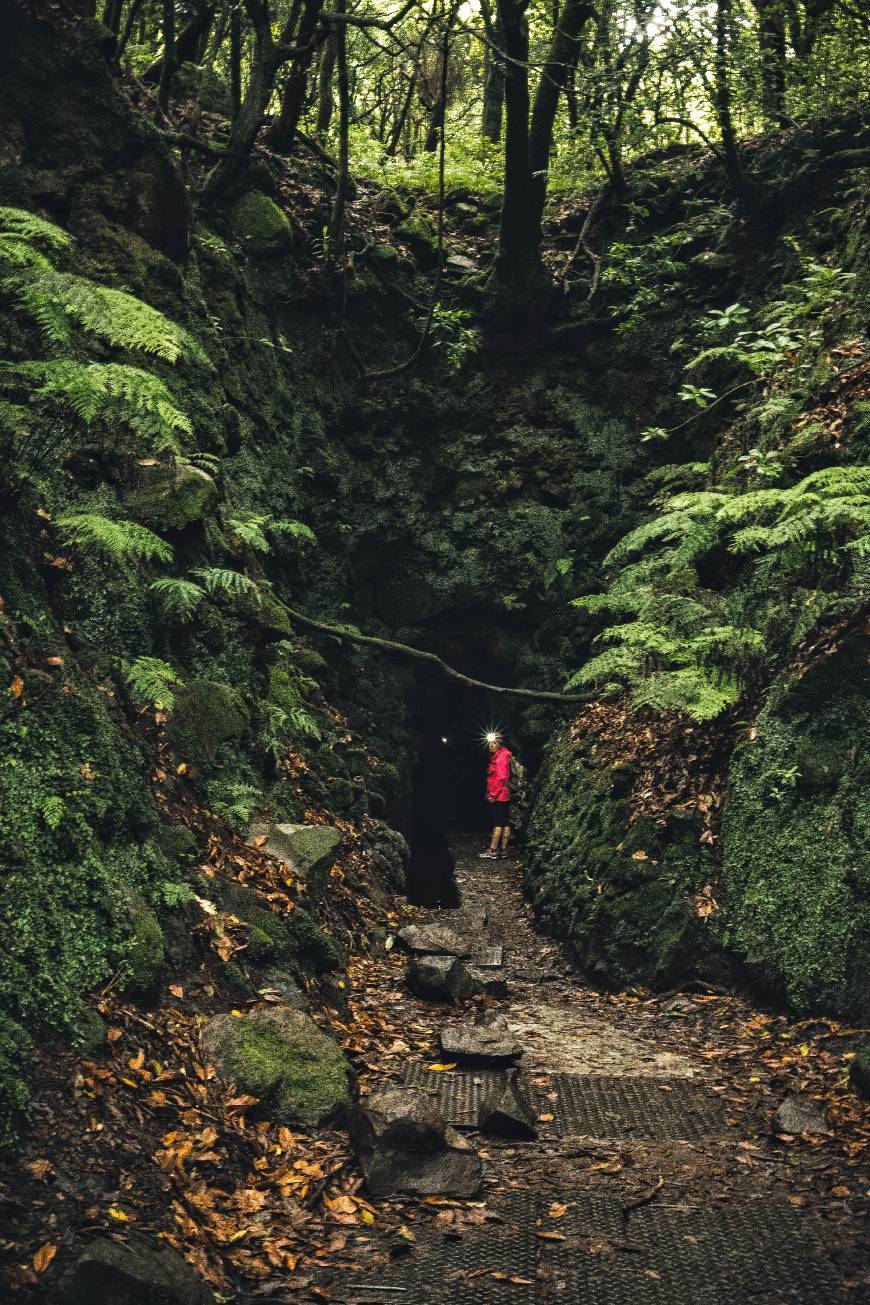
[0,1015,31,1144]
[167,680,249,764]
[72,1005,106,1053]
[126,462,219,529]
[209,879,294,961]
[119,887,165,992]
[251,823,342,902]
[365,241,400,265]
[202,1007,351,1126]
[173,60,232,115]
[396,209,439,268]
[721,638,870,1021]
[231,190,293,258]
[288,906,344,974]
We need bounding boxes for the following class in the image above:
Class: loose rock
[850,1046,870,1099]
[467,965,509,998]
[55,1234,213,1305]
[397,922,472,957]
[405,953,473,1003]
[440,1013,522,1064]
[773,1094,828,1135]
[349,1086,483,1198]
[478,1072,538,1140]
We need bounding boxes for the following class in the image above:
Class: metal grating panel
[539,1073,727,1140]
[404,1064,506,1126]
[402,1067,726,1139]
[541,1198,851,1305]
[339,1192,539,1305]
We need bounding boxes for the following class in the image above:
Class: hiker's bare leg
[499,825,511,852]
[490,826,503,853]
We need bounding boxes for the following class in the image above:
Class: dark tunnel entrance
[405,660,526,908]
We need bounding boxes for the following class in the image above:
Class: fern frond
[125,656,183,711]
[150,577,205,621]
[15,361,192,452]
[15,269,198,363]
[190,566,263,605]
[0,207,72,253]
[271,518,316,544]
[58,512,173,564]
[631,667,742,721]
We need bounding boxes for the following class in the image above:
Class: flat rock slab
[471,944,504,968]
[397,923,472,957]
[440,1016,522,1064]
[56,1234,214,1305]
[505,1000,699,1078]
[404,1066,727,1140]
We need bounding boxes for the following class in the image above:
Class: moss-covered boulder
[202,1007,351,1126]
[525,730,715,990]
[119,886,165,992]
[396,209,438,268]
[127,462,219,529]
[208,878,341,974]
[167,680,248,764]
[251,822,342,902]
[721,638,870,1021]
[231,190,293,258]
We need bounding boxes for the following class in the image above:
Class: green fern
[190,566,263,605]
[125,656,183,711]
[14,268,198,363]
[58,512,173,565]
[0,207,71,273]
[6,361,192,453]
[150,577,205,621]
[224,512,315,554]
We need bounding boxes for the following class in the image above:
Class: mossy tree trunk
[266,0,327,154]
[527,0,594,247]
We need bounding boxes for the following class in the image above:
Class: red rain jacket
[486,747,512,802]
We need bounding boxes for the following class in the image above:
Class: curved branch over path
[282,606,588,703]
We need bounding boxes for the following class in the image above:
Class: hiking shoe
[479,849,498,859]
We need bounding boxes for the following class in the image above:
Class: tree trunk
[144,1,219,83]
[229,1,243,119]
[200,10,281,202]
[329,4,350,262]
[713,0,756,205]
[386,71,416,156]
[753,0,788,127]
[101,0,123,35]
[157,0,177,116]
[423,92,444,152]
[481,17,504,142]
[315,34,336,137]
[494,0,537,285]
[527,0,593,249]
[266,0,324,154]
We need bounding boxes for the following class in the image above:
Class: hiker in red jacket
[480,734,513,859]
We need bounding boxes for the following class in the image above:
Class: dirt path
[336,837,870,1304]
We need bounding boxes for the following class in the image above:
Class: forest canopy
[87,0,870,283]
